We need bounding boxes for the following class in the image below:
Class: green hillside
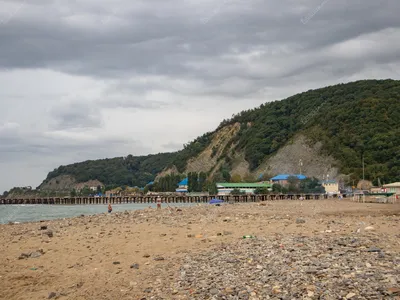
[41,153,177,189]
[39,79,400,189]
[227,79,400,184]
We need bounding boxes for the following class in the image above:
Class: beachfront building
[382,182,400,195]
[270,174,306,186]
[216,182,272,195]
[321,180,339,194]
[370,187,387,193]
[175,178,188,193]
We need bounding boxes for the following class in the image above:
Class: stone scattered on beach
[145,234,400,298]
[296,218,306,224]
[18,253,30,259]
[30,252,42,258]
[130,263,139,269]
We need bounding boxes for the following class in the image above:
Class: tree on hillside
[231,174,242,183]
[199,172,207,191]
[230,188,245,195]
[287,176,300,193]
[153,174,181,192]
[300,178,325,193]
[80,186,91,196]
[188,172,200,192]
[243,174,256,182]
[205,181,218,195]
[254,187,269,194]
[258,173,273,182]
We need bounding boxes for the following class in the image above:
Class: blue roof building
[270,174,306,181]
[178,178,188,186]
[176,177,188,193]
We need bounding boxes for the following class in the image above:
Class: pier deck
[0,194,332,205]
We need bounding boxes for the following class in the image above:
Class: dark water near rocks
[0,203,196,224]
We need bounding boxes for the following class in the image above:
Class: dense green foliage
[224,79,400,185]
[153,174,182,192]
[40,80,400,189]
[188,171,208,192]
[299,178,326,194]
[230,188,245,195]
[187,171,218,194]
[271,177,325,193]
[41,153,178,189]
[254,187,269,194]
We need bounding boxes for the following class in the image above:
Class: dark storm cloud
[1,0,399,91]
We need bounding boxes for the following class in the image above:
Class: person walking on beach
[108,203,112,213]
[156,196,161,210]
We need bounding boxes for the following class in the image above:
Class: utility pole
[299,159,303,175]
[362,155,365,181]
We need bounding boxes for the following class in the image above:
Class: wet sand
[0,200,399,299]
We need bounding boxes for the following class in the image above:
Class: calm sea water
[0,203,196,224]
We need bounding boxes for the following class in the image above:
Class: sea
[0,203,196,224]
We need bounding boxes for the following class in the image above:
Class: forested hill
[220,79,400,183]
[38,79,400,191]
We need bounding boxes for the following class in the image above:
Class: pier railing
[0,194,332,205]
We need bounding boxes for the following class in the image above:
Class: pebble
[130,263,139,269]
[144,234,400,298]
[346,292,356,298]
[30,251,43,258]
[209,288,219,295]
[367,247,381,252]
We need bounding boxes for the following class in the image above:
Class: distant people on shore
[156,196,161,209]
[108,203,112,213]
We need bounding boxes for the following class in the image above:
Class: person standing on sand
[156,196,161,209]
[108,203,112,213]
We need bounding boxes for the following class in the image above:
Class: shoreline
[1,200,399,299]
[0,202,197,225]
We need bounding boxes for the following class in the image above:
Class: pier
[0,194,331,205]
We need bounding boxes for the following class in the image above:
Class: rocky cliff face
[39,175,77,191]
[161,128,340,181]
[185,123,240,174]
[39,175,104,192]
[255,135,339,180]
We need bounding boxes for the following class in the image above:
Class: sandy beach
[1,200,399,299]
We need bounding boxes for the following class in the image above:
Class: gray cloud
[0,0,400,191]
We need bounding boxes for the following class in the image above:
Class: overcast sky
[0,0,399,192]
